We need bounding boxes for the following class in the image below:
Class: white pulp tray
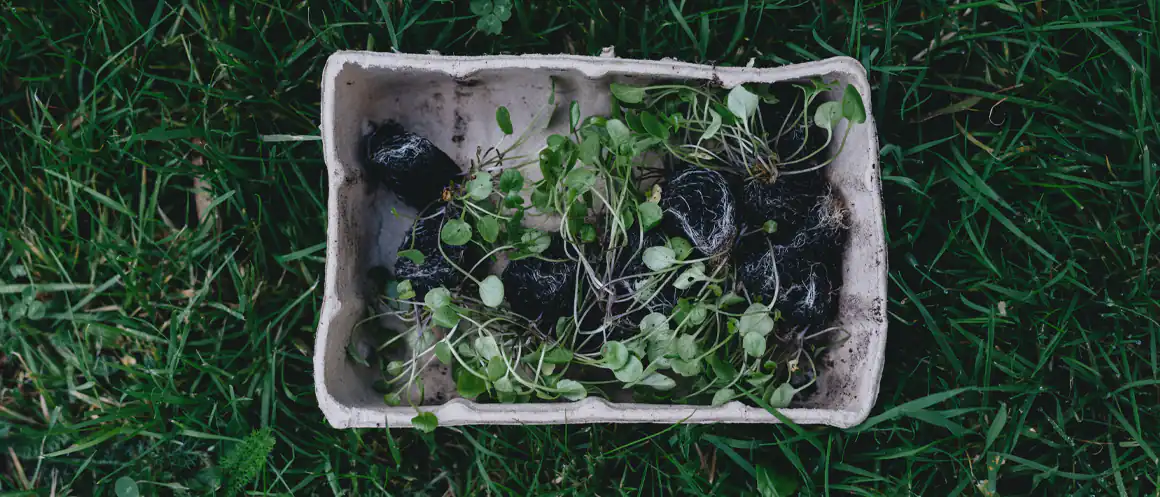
[317,52,887,428]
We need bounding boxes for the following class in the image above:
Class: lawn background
[2,0,1158,495]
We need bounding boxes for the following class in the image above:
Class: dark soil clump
[503,240,577,334]
[394,205,469,299]
[364,121,461,208]
[660,168,738,257]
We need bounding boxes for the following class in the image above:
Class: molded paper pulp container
[316,52,887,429]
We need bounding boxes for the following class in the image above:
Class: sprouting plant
[369,76,860,409]
[470,0,513,35]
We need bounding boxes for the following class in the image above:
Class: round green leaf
[640,111,670,139]
[557,379,587,401]
[761,220,778,234]
[493,375,515,393]
[486,356,507,381]
[602,341,630,370]
[114,477,140,497]
[479,275,504,307]
[637,202,663,230]
[841,84,867,124]
[613,356,644,383]
[642,246,677,271]
[499,168,524,193]
[466,174,492,200]
[605,119,632,150]
[670,357,701,377]
[455,369,487,399]
[738,303,775,336]
[711,387,735,407]
[672,263,708,290]
[396,280,416,300]
[743,332,767,357]
[492,0,512,21]
[433,306,461,329]
[563,167,596,194]
[610,83,645,104]
[26,301,45,321]
[639,312,670,336]
[767,382,796,409]
[424,287,452,309]
[666,237,694,260]
[474,336,501,360]
[440,219,472,246]
[580,224,597,243]
[469,0,493,16]
[476,14,502,35]
[702,109,723,141]
[520,230,551,254]
[386,360,404,377]
[411,412,438,432]
[434,341,453,365]
[397,248,426,265]
[637,372,676,391]
[727,84,760,121]
[578,135,602,165]
[476,216,500,243]
[813,101,842,133]
[676,335,698,362]
[8,302,26,320]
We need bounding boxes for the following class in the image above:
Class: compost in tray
[360,77,867,410]
[364,120,462,208]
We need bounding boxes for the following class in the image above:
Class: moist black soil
[760,86,829,164]
[660,168,738,257]
[503,239,577,334]
[736,235,841,329]
[740,169,830,230]
[394,205,469,298]
[364,120,461,208]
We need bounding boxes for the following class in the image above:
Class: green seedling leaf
[676,334,698,361]
[640,111,670,139]
[474,336,501,360]
[525,345,573,365]
[711,388,735,407]
[433,306,461,328]
[738,303,775,336]
[383,391,402,406]
[398,249,426,266]
[578,135,602,165]
[613,356,644,383]
[499,168,523,193]
[602,341,630,370]
[476,15,502,35]
[605,119,632,150]
[727,84,760,121]
[841,84,867,124]
[520,230,551,254]
[643,246,677,271]
[434,341,453,364]
[757,465,799,497]
[411,412,438,432]
[564,167,596,194]
[115,477,140,497]
[440,219,472,246]
[743,332,767,357]
[814,101,842,133]
[470,0,492,16]
[610,83,645,104]
[708,353,737,383]
[637,372,676,391]
[666,237,694,260]
[717,292,746,307]
[761,220,778,234]
[503,192,523,208]
[455,369,487,399]
[495,106,513,134]
[386,360,404,377]
[476,216,500,243]
[637,202,663,230]
[670,358,701,377]
[466,174,492,200]
[396,280,416,300]
[539,148,562,181]
[557,379,587,401]
[531,184,552,212]
[767,382,796,409]
[493,376,515,393]
[479,275,504,307]
[8,302,26,320]
[424,287,452,309]
[672,263,708,290]
[492,0,512,20]
[547,134,568,150]
[639,312,670,336]
[570,101,581,131]
[486,356,507,381]
[580,224,597,242]
[702,109,723,141]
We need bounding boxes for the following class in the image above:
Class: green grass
[1,0,1158,495]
